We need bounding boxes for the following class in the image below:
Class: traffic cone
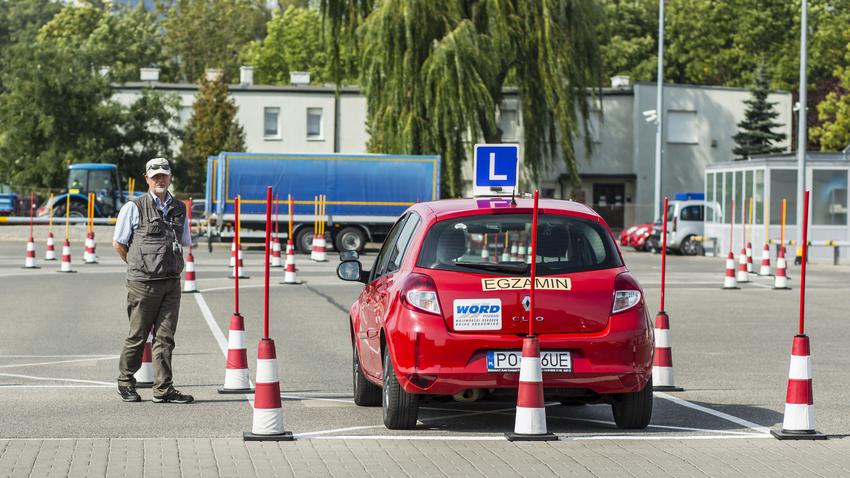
[133,331,154,388]
[480,243,489,261]
[736,248,749,283]
[652,311,683,391]
[219,313,254,394]
[771,335,826,440]
[500,245,511,262]
[231,249,249,279]
[183,252,198,293]
[58,239,75,273]
[270,238,282,267]
[45,233,56,261]
[310,234,319,261]
[510,242,518,261]
[23,236,39,269]
[722,252,739,289]
[526,246,533,264]
[506,336,557,441]
[282,240,301,285]
[84,232,98,264]
[314,235,327,262]
[517,243,527,262]
[745,242,753,273]
[230,241,237,268]
[759,243,771,276]
[244,338,293,441]
[774,247,791,290]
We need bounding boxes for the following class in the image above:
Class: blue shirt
[113,191,192,246]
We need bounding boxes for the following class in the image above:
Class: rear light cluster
[612,272,642,314]
[401,272,441,315]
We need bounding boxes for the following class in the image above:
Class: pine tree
[732,67,786,160]
[176,74,246,193]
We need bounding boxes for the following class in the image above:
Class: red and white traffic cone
[771,334,826,440]
[230,241,237,268]
[510,242,518,261]
[774,247,791,290]
[58,239,75,273]
[23,236,39,269]
[84,232,98,264]
[736,248,750,283]
[45,232,56,261]
[282,241,301,285]
[517,243,527,262]
[270,238,282,267]
[231,249,249,279]
[183,252,198,293]
[133,331,154,388]
[526,245,533,264]
[244,338,293,441]
[652,311,683,391]
[745,242,753,273]
[310,234,319,261]
[480,243,489,261]
[314,235,327,262]
[500,244,511,262]
[759,243,771,276]
[219,313,254,394]
[506,336,557,441]
[723,251,738,289]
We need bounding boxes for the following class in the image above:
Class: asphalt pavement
[1,228,849,477]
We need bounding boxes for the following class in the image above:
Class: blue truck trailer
[205,152,441,253]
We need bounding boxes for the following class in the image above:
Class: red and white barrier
[506,336,557,440]
[58,239,75,273]
[183,252,198,293]
[45,233,56,261]
[244,338,292,440]
[723,252,738,289]
[133,331,154,388]
[219,313,254,394]
[774,247,790,289]
[311,235,327,262]
[736,248,750,283]
[270,238,282,267]
[282,240,300,285]
[23,236,38,269]
[652,311,683,391]
[745,242,753,273]
[771,335,826,439]
[759,243,771,276]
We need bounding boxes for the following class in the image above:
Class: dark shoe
[152,389,194,404]
[118,386,141,402]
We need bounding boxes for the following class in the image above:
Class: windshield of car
[416,213,622,276]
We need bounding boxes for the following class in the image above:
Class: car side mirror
[337,260,368,283]
[339,250,359,262]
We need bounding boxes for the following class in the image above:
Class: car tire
[382,349,419,430]
[611,376,653,429]
[352,342,381,406]
[294,227,314,255]
[680,236,700,256]
[335,226,366,253]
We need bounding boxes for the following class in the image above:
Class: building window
[812,170,848,226]
[667,110,698,144]
[769,169,797,225]
[307,107,323,140]
[264,107,280,138]
[499,108,518,142]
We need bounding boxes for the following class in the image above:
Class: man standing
[113,158,193,403]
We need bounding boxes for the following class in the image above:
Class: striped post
[759,243,771,276]
[58,239,75,273]
[282,240,300,285]
[745,242,753,273]
[723,251,739,289]
[774,247,791,289]
[45,232,56,261]
[771,335,825,439]
[652,312,682,390]
[244,338,292,440]
[23,236,38,269]
[219,313,254,394]
[183,252,198,293]
[506,336,556,440]
[736,248,750,283]
[230,241,237,268]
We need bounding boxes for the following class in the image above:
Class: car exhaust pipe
[452,389,485,402]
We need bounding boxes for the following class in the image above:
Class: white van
[650,199,721,255]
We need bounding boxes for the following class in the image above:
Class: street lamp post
[653,0,665,224]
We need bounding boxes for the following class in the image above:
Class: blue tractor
[37,163,139,218]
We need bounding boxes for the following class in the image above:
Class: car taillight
[36,207,47,216]
[401,272,441,315]
[612,272,642,314]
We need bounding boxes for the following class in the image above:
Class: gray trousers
[117,278,181,395]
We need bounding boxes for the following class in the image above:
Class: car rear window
[416,213,622,276]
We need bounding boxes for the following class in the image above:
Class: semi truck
[205,152,441,253]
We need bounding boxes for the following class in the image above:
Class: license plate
[486,351,572,373]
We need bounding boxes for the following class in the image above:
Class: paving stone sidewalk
[1,437,849,478]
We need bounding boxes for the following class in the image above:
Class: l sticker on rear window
[481,277,571,291]
[453,299,502,331]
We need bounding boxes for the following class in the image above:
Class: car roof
[409,197,602,221]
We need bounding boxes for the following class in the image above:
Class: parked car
[619,225,638,246]
[626,224,653,252]
[649,199,721,255]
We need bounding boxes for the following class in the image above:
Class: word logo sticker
[481,277,571,291]
[453,299,502,331]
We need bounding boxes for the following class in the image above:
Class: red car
[337,198,654,430]
[628,223,654,251]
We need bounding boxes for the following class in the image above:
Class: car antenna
[510,188,517,207]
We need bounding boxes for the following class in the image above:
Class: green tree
[732,67,787,159]
[118,89,183,184]
[810,30,850,151]
[323,0,602,197]
[161,0,270,83]
[177,75,246,193]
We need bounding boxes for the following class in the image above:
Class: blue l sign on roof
[473,144,519,197]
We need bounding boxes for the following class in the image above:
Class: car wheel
[382,348,419,430]
[680,236,700,256]
[54,203,87,218]
[294,227,314,255]
[611,376,653,429]
[335,226,366,253]
[352,342,381,406]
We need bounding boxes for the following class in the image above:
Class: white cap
[145,157,171,176]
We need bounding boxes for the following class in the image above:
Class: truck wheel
[382,349,419,430]
[294,228,314,255]
[353,341,381,406]
[53,203,87,218]
[611,376,653,429]
[335,227,366,253]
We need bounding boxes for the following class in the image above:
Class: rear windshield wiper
[453,261,528,274]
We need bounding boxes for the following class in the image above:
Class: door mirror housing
[339,250,360,262]
[337,260,368,283]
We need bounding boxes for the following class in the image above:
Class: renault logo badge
[521,295,530,311]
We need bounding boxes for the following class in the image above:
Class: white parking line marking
[193,292,254,407]
[282,394,353,405]
[654,392,771,434]
[0,356,119,369]
[294,426,383,438]
[0,372,114,386]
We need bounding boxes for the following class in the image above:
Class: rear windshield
[416,213,622,276]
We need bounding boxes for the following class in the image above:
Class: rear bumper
[386,306,654,396]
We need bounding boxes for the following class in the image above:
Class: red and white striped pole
[654,197,683,391]
[23,192,39,269]
[245,186,293,441]
[220,195,253,394]
[772,191,825,440]
[507,191,556,441]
